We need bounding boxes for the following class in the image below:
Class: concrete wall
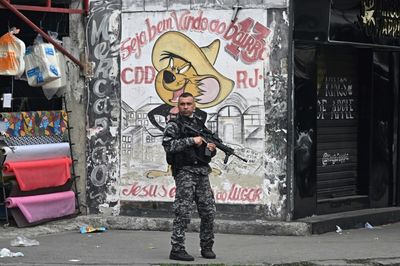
[64,0,88,214]
[86,0,290,220]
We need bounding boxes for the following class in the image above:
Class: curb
[0,215,311,239]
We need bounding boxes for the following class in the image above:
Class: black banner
[294,0,400,47]
[330,0,400,46]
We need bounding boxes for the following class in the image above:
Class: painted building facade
[84,0,400,224]
[86,0,289,220]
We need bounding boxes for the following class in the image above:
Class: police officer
[162,92,217,261]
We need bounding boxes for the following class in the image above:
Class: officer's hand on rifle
[193,136,204,146]
[193,136,215,151]
[184,122,248,163]
[206,143,216,152]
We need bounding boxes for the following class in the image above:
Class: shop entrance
[315,46,367,214]
[293,44,400,218]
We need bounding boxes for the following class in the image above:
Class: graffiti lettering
[121,182,261,203]
[171,10,228,35]
[147,17,173,42]
[93,98,112,115]
[95,58,116,79]
[121,182,176,198]
[93,117,109,135]
[215,184,262,203]
[90,16,110,45]
[93,79,107,97]
[121,66,155,84]
[89,191,103,200]
[121,10,268,64]
[91,2,119,13]
[224,18,270,64]
[120,32,146,60]
[236,68,262,88]
[87,1,121,213]
[90,164,108,187]
[94,42,110,60]
[91,146,107,162]
[120,17,173,60]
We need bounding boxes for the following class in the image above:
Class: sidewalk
[0,216,400,265]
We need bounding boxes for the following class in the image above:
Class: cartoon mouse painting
[148,31,234,132]
[145,31,234,178]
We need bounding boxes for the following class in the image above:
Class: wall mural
[148,31,234,130]
[87,0,121,214]
[120,9,270,205]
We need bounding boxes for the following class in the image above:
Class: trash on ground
[10,235,40,247]
[335,225,343,234]
[365,222,374,229]
[79,225,107,234]
[0,248,24,258]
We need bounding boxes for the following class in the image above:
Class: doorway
[293,44,400,217]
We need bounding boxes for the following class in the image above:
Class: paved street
[0,220,400,265]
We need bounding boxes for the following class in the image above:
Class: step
[297,207,400,234]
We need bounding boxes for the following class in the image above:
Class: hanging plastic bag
[24,34,61,87]
[42,31,67,99]
[0,28,25,77]
[42,52,66,99]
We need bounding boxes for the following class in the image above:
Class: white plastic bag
[42,52,67,99]
[0,248,24,257]
[10,235,40,247]
[24,42,61,87]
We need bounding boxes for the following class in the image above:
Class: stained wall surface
[86,0,289,220]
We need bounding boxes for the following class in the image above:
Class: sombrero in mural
[151,31,234,106]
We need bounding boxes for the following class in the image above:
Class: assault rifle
[181,121,248,164]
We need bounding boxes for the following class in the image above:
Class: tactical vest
[166,116,212,168]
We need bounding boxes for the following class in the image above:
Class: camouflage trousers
[171,167,216,251]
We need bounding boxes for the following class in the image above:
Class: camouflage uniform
[162,115,216,252]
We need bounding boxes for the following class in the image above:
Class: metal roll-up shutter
[316,47,359,200]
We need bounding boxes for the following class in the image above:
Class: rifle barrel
[233,153,248,163]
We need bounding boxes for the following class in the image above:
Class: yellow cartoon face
[152,31,235,109]
[155,54,219,107]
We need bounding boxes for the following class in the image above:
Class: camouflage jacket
[162,115,215,175]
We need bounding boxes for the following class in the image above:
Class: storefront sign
[329,0,400,46]
[361,0,400,39]
[317,77,356,120]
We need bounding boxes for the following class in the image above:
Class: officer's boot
[201,248,216,259]
[201,238,216,259]
[169,249,195,261]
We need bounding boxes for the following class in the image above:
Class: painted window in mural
[120,10,270,204]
